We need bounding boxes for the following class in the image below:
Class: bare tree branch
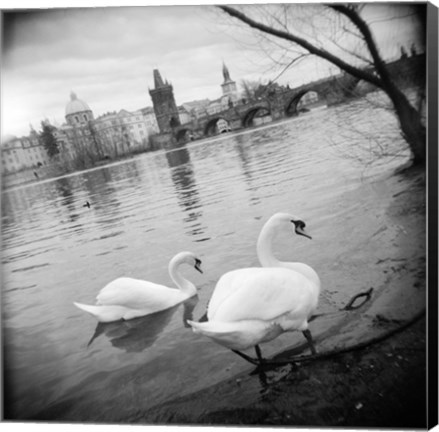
[218,5,384,88]
[271,53,310,82]
[328,5,393,88]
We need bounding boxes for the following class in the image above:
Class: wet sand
[131,164,427,428]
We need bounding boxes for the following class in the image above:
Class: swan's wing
[208,267,316,324]
[206,270,240,317]
[96,277,178,310]
[280,262,321,288]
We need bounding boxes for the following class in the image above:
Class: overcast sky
[2,2,425,139]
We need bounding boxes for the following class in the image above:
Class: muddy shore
[131,165,428,428]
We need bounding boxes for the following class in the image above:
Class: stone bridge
[173,73,359,143]
[172,53,425,143]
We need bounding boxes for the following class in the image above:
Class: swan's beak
[194,259,203,274]
[296,226,312,240]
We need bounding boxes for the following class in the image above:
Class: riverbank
[1,112,324,192]
[131,164,428,428]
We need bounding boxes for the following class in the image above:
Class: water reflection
[2,185,37,225]
[233,139,261,207]
[53,177,80,223]
[165,147,209,241]
[86,296,198,353]
[81,168,124,229]
[166,146,191,168]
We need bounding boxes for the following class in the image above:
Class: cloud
[2,6,258,136]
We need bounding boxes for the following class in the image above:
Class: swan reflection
[87,296,199,352]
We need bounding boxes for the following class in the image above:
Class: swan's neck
[257,222,281,267]
[257,220,321,290]
[169,262,196,296]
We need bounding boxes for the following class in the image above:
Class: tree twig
[218,5,383,88]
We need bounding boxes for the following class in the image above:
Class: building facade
[139,106,160,134]
[1,128,50,174]
[94,109,153,156]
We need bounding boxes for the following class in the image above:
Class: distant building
[62,91,96,155]
[2,91,163,175]
[1,127,50,174]
[178,107,192,125]
[139,106,160,134]
[178,63,240,124]
[94,109,152,156]
[181,99,211,119]
[65,91,94,126]
[149,69,181,133]
[2,137,27,173]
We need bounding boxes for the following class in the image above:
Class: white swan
[188,213,320,364]
[74,251,203,323]
[257,212,320,287]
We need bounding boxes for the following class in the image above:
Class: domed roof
[65,91,92,116]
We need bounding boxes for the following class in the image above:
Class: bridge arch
[242,106,271,127]
[285,90,322,116]
[204,117,232,136]
[175,127,195,143]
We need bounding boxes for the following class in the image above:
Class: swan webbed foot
[302,329,317,355]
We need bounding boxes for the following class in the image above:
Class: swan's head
[268,212,312,240]
[173,251,203,274]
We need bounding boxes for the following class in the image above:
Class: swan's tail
[73,302,126,323]
[73,302,100,316]
[187,319,283,351]
[187,319,268,334]
[186,319,205,333]
[187,319,237,339]
[187,320,240,347]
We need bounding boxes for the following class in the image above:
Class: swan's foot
[254,345,265,364]
[302,329,317,355]
[231,349,259,365]
[232,345,266,366]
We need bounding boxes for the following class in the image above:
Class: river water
[2,96,411,422]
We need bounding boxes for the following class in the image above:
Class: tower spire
[221,62,237,100]
[153,69,165,88]
[222,62,232,83]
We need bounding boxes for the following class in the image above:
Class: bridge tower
[149,69,181,133]
[221,62,238,101]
